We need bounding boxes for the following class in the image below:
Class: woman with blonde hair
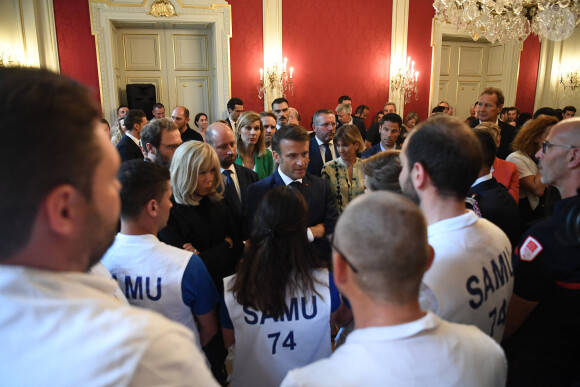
[475,122,519,203]
[159,141,243,291]
[235,111,274,179]
[506,115,558,223]
[321,124,366,214]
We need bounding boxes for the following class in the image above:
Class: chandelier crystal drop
[433,0,580,44]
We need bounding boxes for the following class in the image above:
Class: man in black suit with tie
[247,124,338,261]
[206,121,258,240]
[337,103,366,141]
[225,97,244,133]
[361,113,402,159]
[116,109,147,162]
[307,109,337,177]
[470,87,516,160]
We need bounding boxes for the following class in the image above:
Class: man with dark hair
[354,104,370,120]
[226,97,244,132]
[361,113,402,159]
[247,124,338,261]
[272,97,290,128]
[399,115,513,343]
[140,117,182,166]
[473,87,516,160]
[152,102,165,119]
[431,105,446,115]
[102,159,219,350]
[0,67,217,385]
[337,95,352,105]
[171,105,203,143]
[533,106,563,121]
[503,118,580,385]
[282,192,507,386]
[507,106,519,125]
[468,129,522,247]
[438,100,450,114]
[362,150,402,193]
[365,101,397,148]
[206,122,258,240]
[563,105,576,119]
[500,107,509,122]
[116,108,147,162]
[307,109,337,177]
[261,111,277,149]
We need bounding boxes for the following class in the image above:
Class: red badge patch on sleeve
[520,236,543,262]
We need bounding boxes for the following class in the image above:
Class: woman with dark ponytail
[220,186,340,387]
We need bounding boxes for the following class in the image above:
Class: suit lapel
[301,174,313,207]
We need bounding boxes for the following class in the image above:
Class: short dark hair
[100,118,110,128]
[533,107,562,121]
[313,109,335,124]
[152,103,164,110]
[362,150,402,193]
[355,105,369,115]
[140,118,178,152]
[271,124,310,155]
[338,95,351,104]
[380,112,402,127]
[271,97,288,109]
[563,105,577,114]
[124,109,146,132]
[472,128,497,169]
[431,105,446,114]
[508,106,519,114]
[118,160,170,220]
[227,97,244,111]
[0,68,101,260]
[194,112,208,127]
[501,107,509,115]
[117,104,128,114]
[405,115,482,199]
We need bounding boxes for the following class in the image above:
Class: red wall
[280,0,392,128]
[405,0,435,121]
[53,0,101,110]
[229,0,264,115]
[515,35,541,114]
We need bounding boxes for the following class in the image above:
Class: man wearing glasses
[503,118,580,385]
[282,192,507,386]
[140,118,182,167]
[307,109,337,177]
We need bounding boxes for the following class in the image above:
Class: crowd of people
[2,66,580,386]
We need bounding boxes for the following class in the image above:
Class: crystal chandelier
[433,0,580,44]
[390,56,419,104]
[258,57,294,99]
[560,69,580,90]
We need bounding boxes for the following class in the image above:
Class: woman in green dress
[321,124,366,214]
[235,111,274,179]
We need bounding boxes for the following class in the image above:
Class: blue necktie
[223,170,233,186]
[323,143,333,162]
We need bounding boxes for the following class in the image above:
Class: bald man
[503,118,580,385]
[282,192,506,386]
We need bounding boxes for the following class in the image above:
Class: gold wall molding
[148,0,178,17]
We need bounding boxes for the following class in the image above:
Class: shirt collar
[220,164,236,174]
[471,172,493,187]
[278,168,302,185]
[126,132,140,147]
[428,211,477,238]
[315,136,333,147]
[347,312,441,343]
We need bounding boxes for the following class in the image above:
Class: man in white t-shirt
[282,192,507,386]
[0,68,217,386]
[101,160,219,349]
[399,114,513,342]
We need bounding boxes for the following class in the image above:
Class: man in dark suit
[225,97,244,133]
[307,109,337,177]
[361,113,402,159]
[116,108,147,162]
[470,87,515,160]
[467,129,522,247]
[336,103,366,140]
[247,124,338,261]
[206,122,258,240]
[171,106,203,143]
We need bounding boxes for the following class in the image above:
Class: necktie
[323,143,333,162]
[223,170,233,186]
[223,170,241,212]
[289,181,302,191]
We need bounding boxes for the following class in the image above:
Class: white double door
[115,26,212,120]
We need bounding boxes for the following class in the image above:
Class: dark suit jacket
[365,122,380,146]
[361,143,400,159]
[468,119,516,160]
[337,117,366,140]
[222,164,259,240]
[467,177,522,248]
[246,170,339,261]
[181,124,203,143]
[307,137,337,177]
[116,134,143,162]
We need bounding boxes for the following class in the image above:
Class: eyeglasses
[542,141,578,154]
[327,234,358,273]
[315,122,337,128]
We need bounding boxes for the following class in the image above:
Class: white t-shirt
[0,264,218,387]
[506,150,540,209]
[423,211,514,342]
[281,312,507,387]
[222,269,339,387]
[101,233,219,349]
